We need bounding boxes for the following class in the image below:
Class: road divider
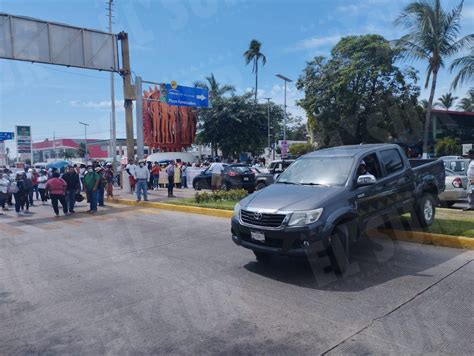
[368,228,474,250]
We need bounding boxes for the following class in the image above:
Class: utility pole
[107,0,117,167]
[118,31,135,163]
[79,122,89,162]
[263,97,272,157]
[53,132,56,159]
[135,76,144,160]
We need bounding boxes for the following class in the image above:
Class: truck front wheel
[327,224,350,274]
[413,193,435,228]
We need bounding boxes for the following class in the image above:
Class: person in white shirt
[464,149,474,211]
[210,159,224,192]
[0,173,10,213]
[126,160,137,194]
[134,160,150,202]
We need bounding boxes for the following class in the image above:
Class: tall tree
[450,49,474,89]
[436,93,458,110]
[243,39,267,102]
[394,0,473,156]
[297,35,423,147]
[456,88,474,111]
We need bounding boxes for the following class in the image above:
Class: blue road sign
[166,84,209,108]
[0,132,14,140]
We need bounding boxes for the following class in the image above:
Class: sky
[1,0,473,156]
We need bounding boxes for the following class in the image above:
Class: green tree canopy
[436,92,458,110]
[297,34,423,147]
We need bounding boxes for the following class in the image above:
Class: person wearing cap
[134,160,150,202]
[464,149,474,211]
[62,166,81,214]
[83,165,101,213]
[45,172,67,217]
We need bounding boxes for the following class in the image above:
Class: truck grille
[240,210,286,228]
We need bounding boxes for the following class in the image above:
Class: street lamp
[79,121,90,162]
[262,97,272,156]
[275,74,292,142]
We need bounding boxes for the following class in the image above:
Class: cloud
[337,4,361,13]
[291,35,341,51]
[69,100,124,112]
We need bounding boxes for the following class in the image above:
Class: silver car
[439,168,468,208]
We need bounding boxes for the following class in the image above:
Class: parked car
[231,144,445,273]
[250,167,274,190]
[439,168,468,208]
[442,159,469,176]
[268,160,295,175]
[193,164,255,192]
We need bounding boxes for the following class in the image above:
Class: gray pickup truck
[231,144,445,272]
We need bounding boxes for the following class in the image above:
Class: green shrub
[194,189,248,203]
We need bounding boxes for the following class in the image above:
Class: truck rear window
[380,149,404,175]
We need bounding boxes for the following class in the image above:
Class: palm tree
[436,93,458,110]
[194,73,235,99]
[243,39,267,102]
[456,88,474,111]
[450,49,474,89]
[419,99,430,110]
[394,0,473,156]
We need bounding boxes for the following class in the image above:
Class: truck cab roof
[304,144,401,158]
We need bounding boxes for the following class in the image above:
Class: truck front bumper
[231,217,330,257]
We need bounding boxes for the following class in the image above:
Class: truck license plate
[251,231,265,242]
[243,177,249,181]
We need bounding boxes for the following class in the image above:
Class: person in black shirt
[61,166,81,214]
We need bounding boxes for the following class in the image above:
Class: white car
[439,169,468,208]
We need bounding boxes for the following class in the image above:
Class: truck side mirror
[357,174,377,186]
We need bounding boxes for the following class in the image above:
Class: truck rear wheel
[413,193,435,228]
[255,182,266,191]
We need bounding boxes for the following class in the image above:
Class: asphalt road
[0,202,473,355]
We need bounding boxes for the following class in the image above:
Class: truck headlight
[233,203,241,218]
[287,208,323,227]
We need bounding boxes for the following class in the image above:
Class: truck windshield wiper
[300,182,329,186]
[277,181,300,185]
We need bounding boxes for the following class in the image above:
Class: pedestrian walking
[166,160,176,198]
[37,170,49,204]
[210,158,224,192]
[134,160,150,202]
[151,162,161,190]
[83,165,101,213]
[45,172,68,217]
[62,166,81,214]
[464,149,474,211]
[21,172,32,213]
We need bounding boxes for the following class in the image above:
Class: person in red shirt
[151,162,161,190]
[31,169,39,201]
[45,172,68,217]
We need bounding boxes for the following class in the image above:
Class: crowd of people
[124,159,189,201]
[0,162,115,218]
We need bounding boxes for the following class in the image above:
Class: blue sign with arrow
[0,132,14,140]
[166,83,209,108]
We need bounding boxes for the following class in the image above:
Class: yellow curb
[111,198,233,219]
[372,229,474,250]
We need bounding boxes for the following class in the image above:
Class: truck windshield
[277,156,353,186]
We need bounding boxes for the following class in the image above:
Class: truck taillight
[227,171,238,177]
[452,177,462,188]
